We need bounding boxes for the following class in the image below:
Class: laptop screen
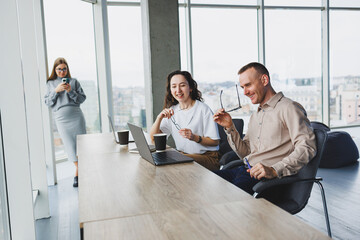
[128,123,155,164]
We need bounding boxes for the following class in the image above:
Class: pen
[244,157,251,169]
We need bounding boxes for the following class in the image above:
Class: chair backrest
[311,121,330,132]
[217,119,244,156]
[260,129,328,214]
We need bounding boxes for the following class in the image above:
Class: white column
[93,0,113,132]
[0,0,36,238]
[16,0,50,219]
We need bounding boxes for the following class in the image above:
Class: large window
[179,1,360,129]
[330,10,360,127]
[108,5,146,130]
[188,7,258,127]
[44,0,100,160]
[265,9,322,122]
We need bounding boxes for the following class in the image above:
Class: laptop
[107,114,135,144]
[128,123,194,166]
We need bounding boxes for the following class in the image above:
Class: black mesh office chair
[217,119,244,167]
[310,121,330,132]
[252,129,332,237]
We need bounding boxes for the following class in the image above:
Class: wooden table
[77,133,330,239]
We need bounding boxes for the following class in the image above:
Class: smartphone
[62,78,70,84]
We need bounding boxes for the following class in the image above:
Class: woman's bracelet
[196,135,202,143]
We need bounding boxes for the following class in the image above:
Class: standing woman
[44,57,86,187]
[150,70,220,171]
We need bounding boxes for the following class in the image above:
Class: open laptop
[107,114,135,144]
[128,123,194,166]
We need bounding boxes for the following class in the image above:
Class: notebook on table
[128,123,194,166]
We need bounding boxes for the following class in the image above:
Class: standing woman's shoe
[73,176,78,187]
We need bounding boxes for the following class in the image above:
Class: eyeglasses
[220,84,242,112]
[170,115,181,130]
[56,67,67,72]
[170,109,182,130]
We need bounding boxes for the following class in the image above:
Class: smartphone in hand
[62,78,70,84]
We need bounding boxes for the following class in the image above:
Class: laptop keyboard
[152,152,170,162]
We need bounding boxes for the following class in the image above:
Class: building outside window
[329,9,360,127]
[108,5,147,130]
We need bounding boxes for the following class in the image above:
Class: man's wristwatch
[197,135,202,143]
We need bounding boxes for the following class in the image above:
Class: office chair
[310,121,330,132]
[252,129,332,237]
[217,119,244,168]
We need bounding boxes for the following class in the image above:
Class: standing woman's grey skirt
[53,106,86,162]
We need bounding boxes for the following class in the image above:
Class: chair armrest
[219,151,240,166]
[221,159,244,170]
[252,176,322,196]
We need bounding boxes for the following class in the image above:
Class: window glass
[178,7,189,71]
[330,0,360,7]
[108,6,146,129]
[108,0,140,2]
[330,10,360,127]
[190,8,258,128]
[189,0,256,5]
[44,0,100,160]
[265,0,321,7]
[265,9,322,121]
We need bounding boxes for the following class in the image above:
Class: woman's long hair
[164,70,203,108]
[47,57,72,81]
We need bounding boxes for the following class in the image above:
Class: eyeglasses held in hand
[170,115,181,130]
[56,67,67,72]
[220,84,242,112]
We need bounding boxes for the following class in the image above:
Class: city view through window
[44,1,360,160]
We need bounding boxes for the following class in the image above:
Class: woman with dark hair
[44,57,86,187]
[150,70,220,171]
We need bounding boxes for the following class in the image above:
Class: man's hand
[213,108,233,129]
[247,163,278,180]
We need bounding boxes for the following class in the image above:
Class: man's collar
[258,92,284,111]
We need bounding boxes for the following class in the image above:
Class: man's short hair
[238,62,270,81]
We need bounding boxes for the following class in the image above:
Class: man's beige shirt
[226,92,317,177]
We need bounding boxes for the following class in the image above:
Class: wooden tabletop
[77,133,123,155]
[77,133,330,239]
[84,199,330,240]
[78,148,252,225]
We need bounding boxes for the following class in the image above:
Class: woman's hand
[55,82,68,93]
[178,128,194,140]
[213,108,233,129]
[64,83,71,93]
[157,108,174,120]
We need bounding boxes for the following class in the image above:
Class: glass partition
[190,7,258,128]
[108,5,146,129]
[329,10,360,127]
[265,9,322,121]
[44,0,100,161]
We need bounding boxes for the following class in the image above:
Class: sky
[44,0,360,88]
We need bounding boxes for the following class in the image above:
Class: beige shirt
[225,92,317,178]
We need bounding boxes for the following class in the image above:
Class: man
[213,62,317,194]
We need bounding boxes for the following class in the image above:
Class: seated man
[213,62,317,194]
